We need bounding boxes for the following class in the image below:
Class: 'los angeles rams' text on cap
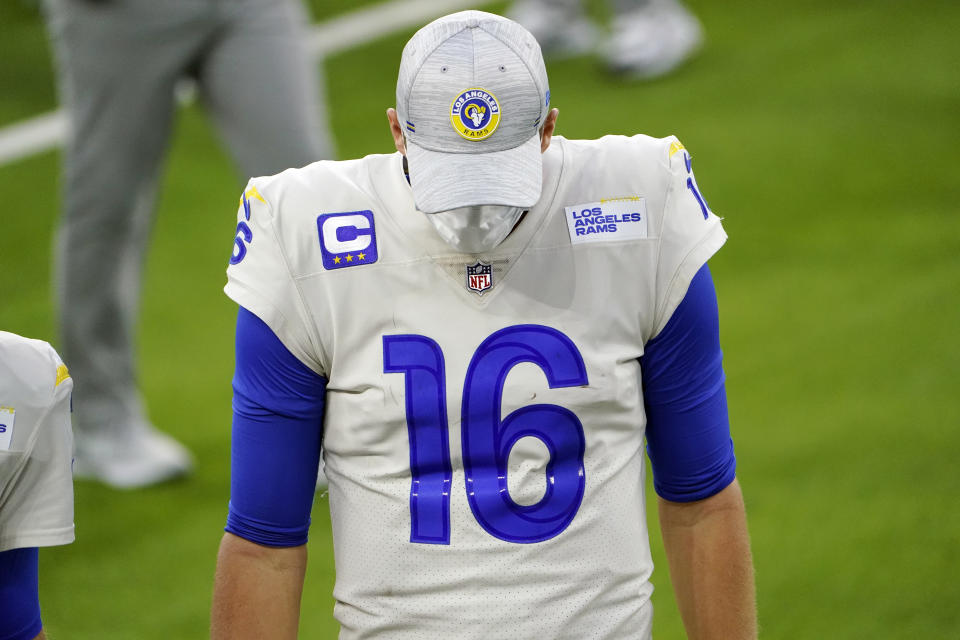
[396,11,551,214]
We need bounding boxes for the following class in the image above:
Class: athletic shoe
[508,0,600,59]
[604,0,704,79]
[73,423,193,489]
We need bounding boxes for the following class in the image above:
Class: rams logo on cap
[450,88,500,141]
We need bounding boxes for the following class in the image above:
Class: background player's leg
[604,0,704,78]
[508,0,599,60]
[45,0,208,487]
[199,0,333,177]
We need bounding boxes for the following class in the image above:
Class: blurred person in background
[0,332,75,640]
[41,0,334,488]
[510,0,703,78]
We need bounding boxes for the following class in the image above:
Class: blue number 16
[383,325,588,545]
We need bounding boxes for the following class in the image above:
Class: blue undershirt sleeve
[0,547,42,640]
[226,307,327,547]
[641,264,737,503]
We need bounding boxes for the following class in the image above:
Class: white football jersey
[225,134,726,639]
[0,332,75,552]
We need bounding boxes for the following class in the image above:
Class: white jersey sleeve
[224,178,325,374]
[651,137,727,336]
[0,332,75,552]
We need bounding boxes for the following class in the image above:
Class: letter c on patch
[322,214,372,254]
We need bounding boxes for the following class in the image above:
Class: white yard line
[0,0,491,166]
[0,110,67,166]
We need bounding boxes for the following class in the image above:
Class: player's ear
[386,108,407,155]
[540,108,559,153]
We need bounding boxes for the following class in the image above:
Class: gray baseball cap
[396,10,551,214]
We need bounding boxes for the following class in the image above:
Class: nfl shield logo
[466,261,493,295]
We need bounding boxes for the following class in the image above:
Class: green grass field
[1,0,958,637]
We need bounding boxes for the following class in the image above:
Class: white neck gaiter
[425,204,525,254]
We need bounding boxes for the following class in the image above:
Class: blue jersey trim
[226,307,327,548]
[641,264,737,502]
[0,547,43,640]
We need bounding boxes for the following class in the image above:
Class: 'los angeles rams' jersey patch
[0,406,15,450]
[317,211,379,269]
[565,198,649,245]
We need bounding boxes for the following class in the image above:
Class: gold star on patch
[358,252,366,261]
[345,254,353,262]
[333,256,341,264]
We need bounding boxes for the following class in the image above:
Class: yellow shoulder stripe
[237,186,267,208]
[668,140,686,157]
[55,363,71,386]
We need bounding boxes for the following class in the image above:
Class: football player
[212,10,755,639]
[0,333,75,640]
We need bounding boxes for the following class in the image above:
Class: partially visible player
[0,332,76,640]
[509,0,704,79]
[42,0,334,488]
[212,10,755,639]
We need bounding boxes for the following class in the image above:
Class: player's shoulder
[561,133,682,163]
[228,154,397,284]
[560,134,686,197]
[244,153,394,217]
[550,134,690,205]
[0,332,69,403]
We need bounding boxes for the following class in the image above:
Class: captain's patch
[564,198,648,245]
[317,211,379,270]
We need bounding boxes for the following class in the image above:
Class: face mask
[425,204,525,254]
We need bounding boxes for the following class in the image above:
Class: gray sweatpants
[44,0,333,438]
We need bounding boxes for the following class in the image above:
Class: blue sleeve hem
[653,453,737,503]
[2,619,42,640]
[226,507,310,548]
